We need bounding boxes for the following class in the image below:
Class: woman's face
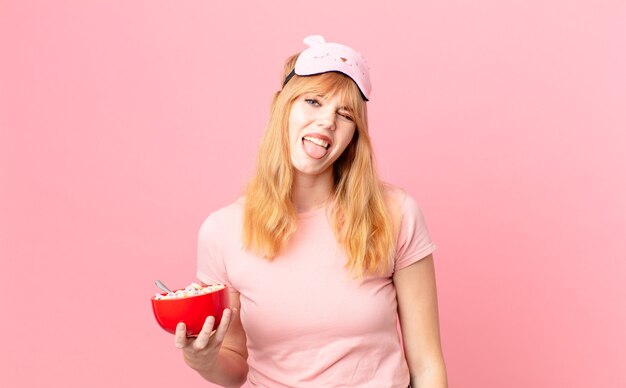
[288,92,357,177]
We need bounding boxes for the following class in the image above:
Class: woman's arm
[175,288,249,387]
[393,254,448,388]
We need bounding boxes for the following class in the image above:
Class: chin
[293,163,331,177]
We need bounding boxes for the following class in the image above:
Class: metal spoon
[155,279,173,294]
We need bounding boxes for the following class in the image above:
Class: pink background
[1,1,625,387]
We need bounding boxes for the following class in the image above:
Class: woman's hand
[174,308,235,373]
[173,289,248,386]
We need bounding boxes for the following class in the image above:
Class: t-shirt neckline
[297,203,330,219]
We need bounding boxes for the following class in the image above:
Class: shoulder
[198,197,245,236]
[382,183,423,221]
[384,184,436,270]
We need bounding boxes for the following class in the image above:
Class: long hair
[242,54,397,277]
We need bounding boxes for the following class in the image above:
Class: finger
[174,322,188,349]
[193,315,216,350]
[212,308,233,344]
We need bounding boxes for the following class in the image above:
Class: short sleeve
[394,191,437,272]
[196,212,230,286]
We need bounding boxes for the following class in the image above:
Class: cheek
[337,128,356,152]
[288,106,307,135]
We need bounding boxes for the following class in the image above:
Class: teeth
[303,136,330,149]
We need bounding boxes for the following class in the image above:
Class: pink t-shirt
[197,186,436,387]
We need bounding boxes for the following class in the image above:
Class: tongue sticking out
[303,138,328,159]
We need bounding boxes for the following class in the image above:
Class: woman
[174,35,448,388]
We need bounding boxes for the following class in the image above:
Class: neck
[291,170,334,213]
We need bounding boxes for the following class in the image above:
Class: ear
[303,35,326,47]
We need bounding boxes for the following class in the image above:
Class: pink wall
[1,1,624,387]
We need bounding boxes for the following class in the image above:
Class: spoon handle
[155,279,173,294]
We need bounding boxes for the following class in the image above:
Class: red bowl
[151,286,228,336]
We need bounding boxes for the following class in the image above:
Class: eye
[304,98,321,107]
[338,111,354,121]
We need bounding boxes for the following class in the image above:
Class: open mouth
[302,136,330,150]
[302,135,331,159]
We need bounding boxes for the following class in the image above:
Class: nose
[316,107,336,131]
